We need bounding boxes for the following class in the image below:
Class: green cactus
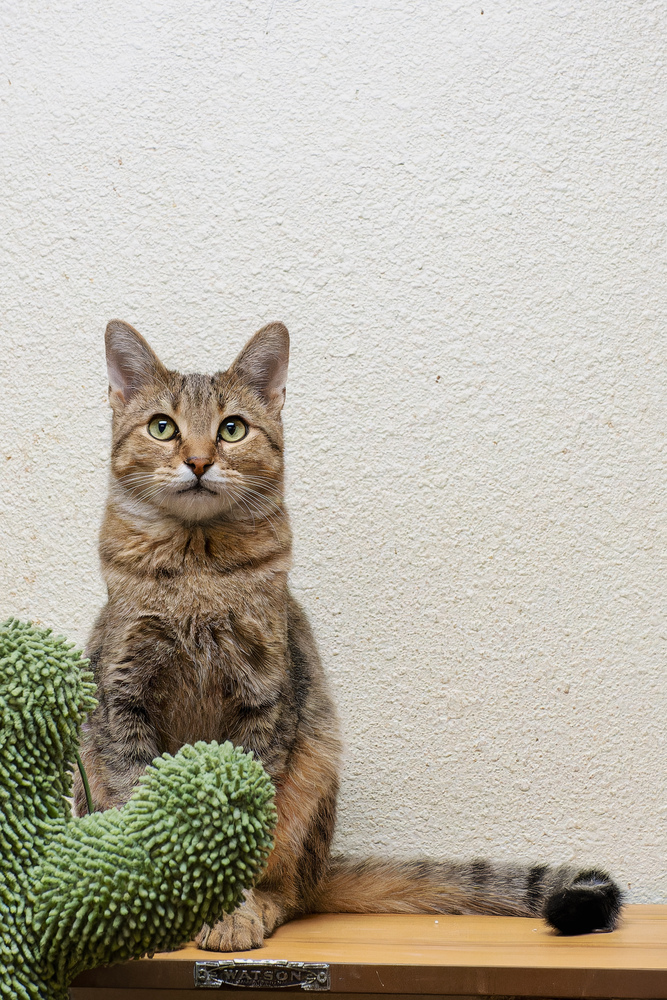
[0,619,277,1000]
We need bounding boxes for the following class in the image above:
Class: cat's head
[105,320,288,525]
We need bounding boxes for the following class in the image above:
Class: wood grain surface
[71,905,667,999]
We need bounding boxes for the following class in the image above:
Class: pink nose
[186,457,213,478]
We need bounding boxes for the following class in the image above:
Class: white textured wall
[1,1,665,901]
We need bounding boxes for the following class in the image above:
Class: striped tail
[312,857,622,935]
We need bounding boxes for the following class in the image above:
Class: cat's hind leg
[195,731,339,951]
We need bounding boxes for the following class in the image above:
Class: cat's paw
[544,868,622,935]
[196,891,266,952]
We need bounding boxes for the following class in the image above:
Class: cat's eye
[148,415,178,441]
[218,417,248,443]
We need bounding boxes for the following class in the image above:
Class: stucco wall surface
[1,1,665,901]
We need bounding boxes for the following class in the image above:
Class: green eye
[148,415,178,440]
[218,417,248,443]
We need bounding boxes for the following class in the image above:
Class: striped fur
[74,320,622,950]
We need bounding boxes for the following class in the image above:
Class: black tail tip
[544,869,622,935]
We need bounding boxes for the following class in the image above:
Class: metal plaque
[194,959,331,991]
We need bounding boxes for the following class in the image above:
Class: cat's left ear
[228,322,290,416]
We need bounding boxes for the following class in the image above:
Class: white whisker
[238,488,285,540]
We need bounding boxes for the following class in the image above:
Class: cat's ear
[228,322,290,416]
[105,320,168,404]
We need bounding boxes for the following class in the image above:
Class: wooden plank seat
[70,906,667,1000]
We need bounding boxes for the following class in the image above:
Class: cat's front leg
[73,740,157,814]
[195,889,286,951]
[73,677,161,815]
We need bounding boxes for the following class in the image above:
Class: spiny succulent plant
[0,619,276,1000]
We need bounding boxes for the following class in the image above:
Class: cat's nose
[185,457,213,478]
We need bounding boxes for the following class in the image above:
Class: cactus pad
[0,619,276,1000]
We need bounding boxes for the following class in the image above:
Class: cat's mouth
[178,482,216,495]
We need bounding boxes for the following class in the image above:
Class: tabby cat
[74,319,622,949]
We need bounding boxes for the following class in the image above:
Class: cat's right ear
[105,320,168,405]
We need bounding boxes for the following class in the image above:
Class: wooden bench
[70,906,667,1000]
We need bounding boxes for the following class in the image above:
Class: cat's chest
[115,571,285,673]
[119,591,289,755]
[159,609,282,691]
[153,617,292,766]
[98,568,293,760]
